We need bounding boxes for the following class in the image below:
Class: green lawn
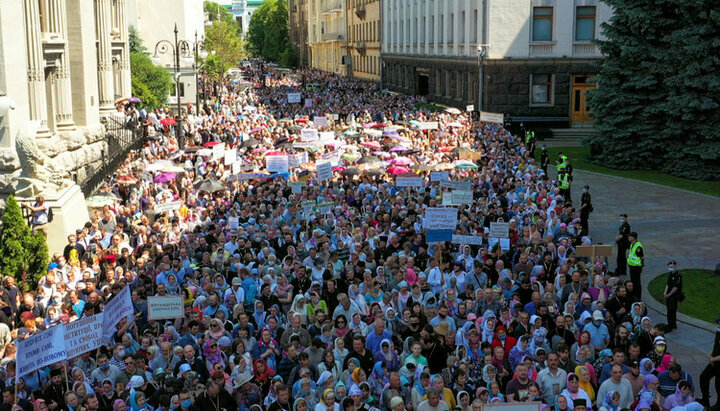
[648,269,719,325]
[535,146,720,198]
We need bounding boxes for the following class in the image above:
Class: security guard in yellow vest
[557,170,571,202]
[627,232,644,299]
[526,130,536,158]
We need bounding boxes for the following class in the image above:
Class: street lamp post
[477,45,487,114]
[194,31,208,114]
[153,23,192,148]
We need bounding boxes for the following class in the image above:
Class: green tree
[205,19,249,79]
[247,0,296,67]
[204,1,238,30]
[247,1,272,56]
[129,25,147,54]
[130,51,174,108]
[587,0,720,180]
[0,196,49,290]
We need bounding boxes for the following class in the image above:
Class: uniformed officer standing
[627,232,644,299]
[526,130,536,158]
[579,185,593,236]
[540,145,549,172]
[615,214,631,276]
[663,260,682,332]
[557,170,571,201]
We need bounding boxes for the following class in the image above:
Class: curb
[573,169,720,201]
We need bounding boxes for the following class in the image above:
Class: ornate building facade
[346,0,380,82]
[308,0,347,75]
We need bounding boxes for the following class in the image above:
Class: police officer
[525,130,536,158]
[540,145,549,172]
[579,185,592,236]
[615,214,631,276]
[627,232,644,299]
[663,260,682,332]
[557,170,571,201]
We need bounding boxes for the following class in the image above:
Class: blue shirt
[242,277,257,304]
[365,330,391,352]
[583,322,610,349]
[429,315,457,332]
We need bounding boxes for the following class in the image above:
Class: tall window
[575,6,596,41]
[531,74,553,105]
[532,7,553,41]
[472,9,478,43]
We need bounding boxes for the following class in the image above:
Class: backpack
[47,207,54,223]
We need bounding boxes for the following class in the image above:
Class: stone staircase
[546,127,598,146]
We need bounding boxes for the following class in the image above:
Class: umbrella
[364,168,385,177]
[445,107,462,114]
[86,194,119,208]
[128,97,142,103]
[169,150,185,160]
[361,141,382,149]
[194,179,225,192]
[434,162,454,170]
[438,146,456,153]
[410,164,434,171]
[341,152,361,162]
[373,151,390,157]
[382,130,399,136]
[115,175,137,185]
[387,166,410,175]
[160,117,176,126]
[263,150,284,156]
[204,141,221,147]
[391,157,413,166]
[452,147,473,155]
[389,145,409,152]
[371,123,387,128]
[400,148,420,156]
[162,166,185,173]
[396,172,417,177]
[251,127,263,133]
[240,138,260,148]
[154,172,177,183]
[357,155,382,164]
[184,147,201,153]
[363,122,377,129]
[197,148,213,157]
[277,142,293,149]
[341,167,362,176]
[454,160,478,169]
[145,160,173,172]
[288,125,303,132]
[344,130,360,136]
[295,118,308,123]
[409,120,422,127]
[274,137,290,147]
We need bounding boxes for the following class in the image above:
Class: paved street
[566,168,720,399]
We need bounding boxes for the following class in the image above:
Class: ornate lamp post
[194,31,209,114]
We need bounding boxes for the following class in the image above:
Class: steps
[546,127,598,146]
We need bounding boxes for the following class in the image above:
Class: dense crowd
[0,63,715,411]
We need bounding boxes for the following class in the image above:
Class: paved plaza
[567,168,720,398]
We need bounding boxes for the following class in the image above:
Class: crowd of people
[0,62,716,411]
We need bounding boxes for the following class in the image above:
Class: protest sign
[224,148,237,165]
[442,192,453,206]
[293,141,319,149]
[266,155,289,173]
[212,143,225,161]
[316,162,332,181]
[466,105,475,112]
[300,128,319,142]
[489,237,511,251]
[321,150,341,166]
[304,98,313,108]
[418,121,439,130]
[452,235,484,245]
[65,313,104,357]
[329,114,340,121]
[424,207,458,230]
[289,181,306,193]
[148,296,184,320]
[155,201,181,213]
[430,171,450,182]
[301,201,316,212]
[319,131,335,142]
[102,285,133,336]
[426,230,453,243]
[480,111,504,124]
[287,92,302,103]
[232,161,241,175]
[16,326,67,381]
[313,116,328,127]
[396,177,423,188]
[288,152,308,168]
[318,202,334,214]
[490,222,510,238]
[452,190,473,204]
[440,180,472,191]
[228,217,239,229]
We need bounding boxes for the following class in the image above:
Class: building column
[23,0,50,136]
[96,0,115,114]
[115,0,131,99]
[48,0,75,130]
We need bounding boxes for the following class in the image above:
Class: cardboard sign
[426,229,453,243]
[440,180,472,191]
[148,296,184,320]
[301,128,319,142]
[418,121,439,130]
[212,143,225,161]
[396,177,423,187]
[287,92,302,103]
[266,155,289,173]
[102,285,133,337]
[489,222,510,238]
[65,313,104,358]
[452,190,473,204]
[155,201,182,213]
[329,114,340,121]
[224,148,237,165]
[424,207,458,230]
[313,116,328,127]
[480,111,504,124]
[316,162,332,181]
[301,200,316,211]
[575,245,613,257]
[452,235,484,245]
[16,326,68,381]
[304,98,313,108]
[288,152,308,168]
[442,192,453,206]
[431,171,450,182]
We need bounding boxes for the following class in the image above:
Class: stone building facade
[346,0,381,82]
[289,0,310,67]
[381,0,612,130]
[308,0,347,75]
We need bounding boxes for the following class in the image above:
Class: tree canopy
[0,196,48,291]
[587,0,720,180]
[247,0,298,67]
[130,52,174,108]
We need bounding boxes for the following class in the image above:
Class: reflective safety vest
[558,173,570,189]
[628,241,643,266]
[526,131,534,143]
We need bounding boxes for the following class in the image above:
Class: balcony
[529,42,556,57]
[572,42,601,57]
[322,32,344,42]
[355,2,366,18]
[356,40,366,49]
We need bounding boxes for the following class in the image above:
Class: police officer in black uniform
[540,145,549,172]
[663,260,682,331]
[615,214,631,276]
[579,185,592,236]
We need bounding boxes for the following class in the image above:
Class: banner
[316,162,332,181]
[148,296,184,320]
[480,111,504,124]
[266,155,289,173]
[396,177,423,188]
[489,222,510,238]
[440,180,472,191]
[313,116,328,127]
[224,148,237,166]
[17,326,68,381]
[155,201,181,213]
[317,202,334,214]
[300,128,319,142]
[452,235,484,245]
[424,207,458,230]
[426,229,453,243]
[287,92,302,103]
[65,314,104,358]
[417,121,439,130]
[430,171,449,182]
[102,286,133,336]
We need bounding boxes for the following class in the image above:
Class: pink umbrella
[387,166,410,175]
[389,145,410,152]
[153,172,176,183]
[373,151,390,157]
[363,122,377,129]
[392,157,413,166]
[362,141,382,149]
[263,150,284,156]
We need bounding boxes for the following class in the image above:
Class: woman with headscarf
[113,398,127,411]
[411,369,430,409]
[293,398,308,411]
[456,391,471,411]
[251,300,268,331]
[71,367,96,395]
[373,339,400,372]
[560,373,592,411]
[290,294,309,325]
[334,381,347,403]
[251,358,276,397]
[574,365,596,402]
[316,371,336,399]
[317,349,343,383]
[315,388,340,411]
[634,374,661,411]
[509,335,532,369]
[367,362,388,400]
[639,358,655,377]
[333,338,348,365]
[293,378,318,411]
[128,391,152,411]
[203,339,226,371]
[598,390,620,411]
